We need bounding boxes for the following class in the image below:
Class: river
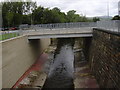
[42,38,75,89]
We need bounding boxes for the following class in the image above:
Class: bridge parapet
[97,20,120,32]
[30,22,97,30]
[22,20,120,34]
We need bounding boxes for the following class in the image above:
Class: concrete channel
[13,38,99,89]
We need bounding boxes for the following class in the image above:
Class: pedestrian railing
[97,20,120,33]
[30,22,97,30]
[0,30,20,41]
[28,20,120,33]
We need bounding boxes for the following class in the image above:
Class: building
[118,1,120,15]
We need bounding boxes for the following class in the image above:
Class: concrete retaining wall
[89,29,120,88]
[0,42,2,89]
[1,36,50,88]
[40,38,51,52]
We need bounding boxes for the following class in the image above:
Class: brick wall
[89,29,120,88]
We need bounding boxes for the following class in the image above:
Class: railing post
[24,22,98,33]
[118,20,120,32]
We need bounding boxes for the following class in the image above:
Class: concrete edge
[0,35,27,44]
[12,53,48,88]
[93,28,120,36]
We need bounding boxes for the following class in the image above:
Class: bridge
[23,22,96,39]
[27,28,93,39]
[19,20,120,39]
[1,20,119,40]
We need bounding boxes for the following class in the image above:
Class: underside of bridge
[28,33,92,39]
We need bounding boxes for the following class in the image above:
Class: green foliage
[13,13,22,26]
[0,33,19,40]
[93,17,100,22]
[2,1,37,27]
[5,12,14,26]
[67,10,76,22]
[32,6,44,24]
[112,15,120,20]
[2,1,95,27]
[42,8,54,23]
[22,15,31,24]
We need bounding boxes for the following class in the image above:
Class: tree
[59,12,67,23]
[112,15,120,20]
[2,1,94,27]
[66,10,91,22]
[22,15,31,24]
[2,1,37,27]
[5,12,14,26]
[67,10,76,22]
[52,7,60,13]
[51,7,62,23]
[42,8,55,23]
[13,13,22,26]
[32,6,44,24]
[93,17,100,22]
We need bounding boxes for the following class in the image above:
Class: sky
[35,0,120,17]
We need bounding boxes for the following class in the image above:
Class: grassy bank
[0,33,19,41]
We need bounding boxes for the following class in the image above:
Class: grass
[0,33,19,41]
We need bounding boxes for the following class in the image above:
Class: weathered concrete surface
[26,28,93,39]
[40,38,51,52]
[83,37,92,61]
[1,35,50,88]
[74,38,99,88]
[31,72,47,88]
[0,42,2,90]
[26,28,93,35]
[74,61,99,88]
[12,45,55,89]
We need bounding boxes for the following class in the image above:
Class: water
[42,38,75,89]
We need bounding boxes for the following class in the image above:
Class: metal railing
[29,21,120,33]
[0,30,20,41]
[30,22,97,30]
[97,20,120,32]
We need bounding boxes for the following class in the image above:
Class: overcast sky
[35,0,120,17]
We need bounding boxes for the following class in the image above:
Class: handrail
[97,20,120,33]
[31,22,97,29]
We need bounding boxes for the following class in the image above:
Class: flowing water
[42,38,75,89]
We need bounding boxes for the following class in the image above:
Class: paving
[26,28,93,35]
[74,61,99,88]
[26,28,93,39]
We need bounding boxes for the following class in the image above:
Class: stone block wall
[89,29,120,88]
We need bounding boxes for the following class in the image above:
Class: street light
[107,0,110,19]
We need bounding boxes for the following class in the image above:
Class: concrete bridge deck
[25,27,93,39]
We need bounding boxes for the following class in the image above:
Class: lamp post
[107,0,110,19]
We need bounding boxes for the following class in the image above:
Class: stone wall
[83,37,92,61]
[89,29,120,88]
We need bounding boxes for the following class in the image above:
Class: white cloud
[1,0,119,16]
[35,0,120,17]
